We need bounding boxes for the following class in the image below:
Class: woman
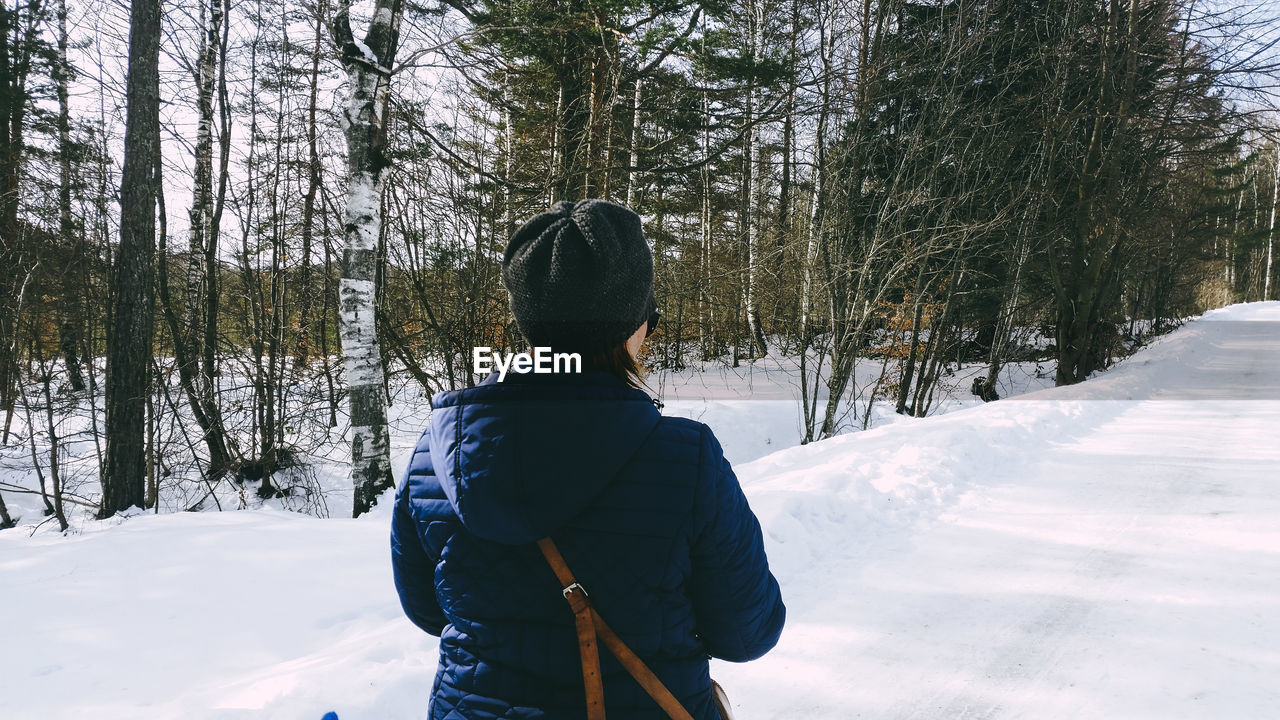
[391,199,785,720]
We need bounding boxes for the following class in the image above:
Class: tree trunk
[0,0,42,442]
[627,77,642,208]
[55,0,84,392]
[163,0,233,479]
[0,487,13,529]
[1266,155,1277,301]
[742,0,767,359]
[101,0,161,518]
[895,283,925,415]
[40,361,69,530]
[699,76,713,359]
[333,0,403,517]
[187,0,220,368]
[798,8,832,445]
[501,69,514,233]
[986,227,1031,390]
[205,0,231,392]
[778,0,799,245]
[295,0,327,368]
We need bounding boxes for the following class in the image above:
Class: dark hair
[580,342,646,390]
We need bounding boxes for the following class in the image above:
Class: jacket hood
[427,369,662,544]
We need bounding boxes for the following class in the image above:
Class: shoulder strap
[537,537,696,720]
[537,537,606,720]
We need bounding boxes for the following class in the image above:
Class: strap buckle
[563,582,588,599]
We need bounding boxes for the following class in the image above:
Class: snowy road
[2,303,1278,719]
[720,304,1280,719]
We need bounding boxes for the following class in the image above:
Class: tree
[101,0,161,517]
[0,486,13,528]
[333,0,404,517]
[156,0,234,483]
[0,0,55,441]
[55,0,84,393]
[1033,0,1243,384]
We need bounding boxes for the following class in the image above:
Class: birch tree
[158,0,233,480]
[1266,155,1277,300]
[332,0,403,517]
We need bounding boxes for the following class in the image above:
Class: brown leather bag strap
[590,610,697,720]
[537,537,606,720]
[537,537,695,720]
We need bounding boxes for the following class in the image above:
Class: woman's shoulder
[650,414,705,441]
[631,416,733,493]
[398,429,452,519]
[641,415,722,462]
[403,429,439,485]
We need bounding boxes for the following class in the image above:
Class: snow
[653,351,1057,465]
[3,302,1280,719]
[1,508,422,719]
[351,37,379,66]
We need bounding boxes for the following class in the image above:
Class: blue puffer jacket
[391,368,785,720]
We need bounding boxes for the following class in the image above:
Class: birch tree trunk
[627,77,642,208]
[333,0,403,517]
[699,82,713,360]
[102,0,161,517]
[549,76,563,204]
[742,0,767,359]
[187,0,220,359]
[1224,184,1250,302]
[502,70,513,233]
[1266,156,1277,301]
[178,0,233,477]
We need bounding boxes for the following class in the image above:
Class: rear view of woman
[391,199,786,719]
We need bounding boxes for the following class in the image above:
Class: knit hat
[502,199,658,354]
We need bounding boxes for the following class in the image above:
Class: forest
[1,0,1277,524]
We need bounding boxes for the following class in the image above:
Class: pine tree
[102,0,162,517]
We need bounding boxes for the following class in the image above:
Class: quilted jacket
[391,367,786,720]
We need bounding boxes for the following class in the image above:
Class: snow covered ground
[652,350,1056,466]
[715,303,1280,719]
[0,327,1054,523]
[2,302,1278,719]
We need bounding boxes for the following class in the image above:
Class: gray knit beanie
[502,199,658,354]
